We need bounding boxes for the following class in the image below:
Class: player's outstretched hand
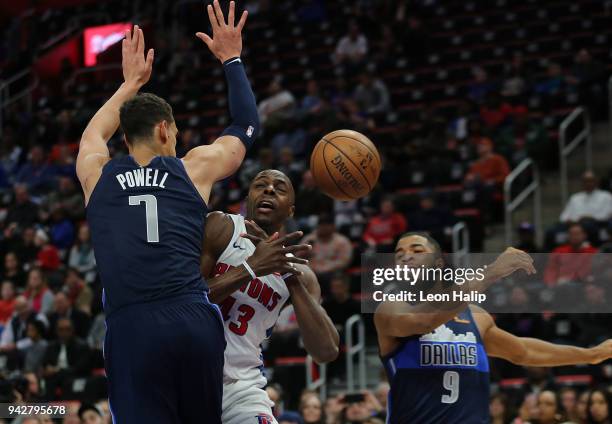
[589,339,612,364]
[122,25,154,88]
[241,219,269,245]
[196,0,247,63]
[245,230,312,277]
[489,247,536,280]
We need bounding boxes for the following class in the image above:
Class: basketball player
[200,169,340,424]
[375,233,612,423]
[77,2,262,422]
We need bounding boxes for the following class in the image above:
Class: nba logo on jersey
[247,126,254,137]
[256,414,274,424]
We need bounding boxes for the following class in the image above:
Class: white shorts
[222,378,277,424]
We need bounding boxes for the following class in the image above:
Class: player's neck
[130,144,163,166]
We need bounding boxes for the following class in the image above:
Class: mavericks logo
[419,324,478,367]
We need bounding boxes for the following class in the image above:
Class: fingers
[240,233,262,243]
[228,0,235,27]
[137,28,145,55]
[285,256,310,265]
[145,48,154,71]
[283,244,312,255]
[213,0,226,26]
[195,32,213,48]
[237,10,248,32]
[276,231,304,245]
[207,4,219,29]
[132,25,140,53]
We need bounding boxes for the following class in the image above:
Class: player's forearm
[516,338,595,366]
[220,57,259,149]
[288,282,339,363]
[390,264,509,337]
[207,265,253,304]
[81,82,139,144]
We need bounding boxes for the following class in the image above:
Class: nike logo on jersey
[233,240,246,250]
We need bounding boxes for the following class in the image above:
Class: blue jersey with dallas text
[381,307,489,424]
[87,155,208,315]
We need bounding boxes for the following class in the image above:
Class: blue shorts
[104,293,225,424]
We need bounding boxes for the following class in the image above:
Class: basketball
[310,130,381,201]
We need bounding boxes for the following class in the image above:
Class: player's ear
[123,135,130,150]
[289,204,295,218]
[158,120,169,144]
[434,256,444,269]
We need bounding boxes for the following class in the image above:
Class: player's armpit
[200,211,235,278]
[76,144,110,203]
[182,136,246,202]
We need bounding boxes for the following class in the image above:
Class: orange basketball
[310,130,381,201]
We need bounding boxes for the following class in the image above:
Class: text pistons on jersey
[420,343,478,367]
[116,168,169,190]
[215,263,282,311]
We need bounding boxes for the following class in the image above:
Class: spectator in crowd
[479,93,515,132]
[300,391,324,424]
[322,274,360,337]
[465,138,511,186]
[2,252,26,289]
[535,62,565,96]
[374,382,390,415]
[301,214,353,288]
[43,177,84,221]
[567,49,607,116]
[468,67,495,103]
[544,223,598,286]
[42,318,91,400]
[408,193,455,244]
[516,222,540,253]
[266,383,284,418]
[514,392,538,423]
[576,390,590,424]
[301,80,324,117]
[560,171,612,223]
[34,229,61,273]
[333,21,368,66]
[23,268,54,315]
[239,147,276,189]
[353,72,391,117]
[278,411,304,424]
[48,205,75,252]
[87,312,105,369]
[22,319,48,375]
[258,79,296,128]
[587,388,611,424]
[4,185,40,230]
[10,227,39,268]
[67,224,96,284]
[536,390,567,424]
[294,171,333,231]
[276,147,305,187]
[363,198,407,253]
[0,296,47,356]
[48,292,91,340]
[62,269,92,315]
[78,403,104,424]
[270,121,308,159]
[14,146,57,196]
[341,391,384,423]
[497,114,549,166]
[490,393,511,424]
[560,387,579,424]
[0,281,16,325]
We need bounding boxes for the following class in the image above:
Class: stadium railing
[346,314,366,393]
[451,221,470,267]
[504,158,542,247]
[306,354,327,400]
[559,106,592,206]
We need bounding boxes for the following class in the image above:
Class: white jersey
[215,214,290,386]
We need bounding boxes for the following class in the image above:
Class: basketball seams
[323,137,373,192]
[326,132,381,164]
[321,141,354,200]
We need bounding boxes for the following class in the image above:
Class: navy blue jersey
[87,156,208,315]
[381,307,489,424]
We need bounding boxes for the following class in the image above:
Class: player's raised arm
[77,25,154,203]
[182,0,258,200]
[473,305,612,366]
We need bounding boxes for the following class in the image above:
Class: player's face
[247,171,295,229]
[394,235,439,269]
[82,411,104,424]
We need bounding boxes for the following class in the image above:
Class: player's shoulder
[204,212,235,247]
[469,304,495,335]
